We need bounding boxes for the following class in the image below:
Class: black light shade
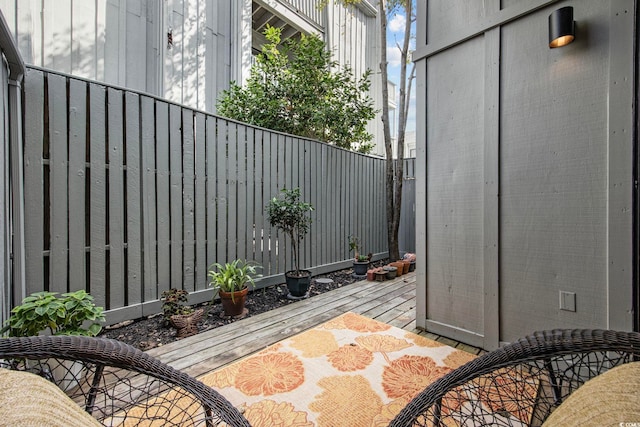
[549,6,575,48]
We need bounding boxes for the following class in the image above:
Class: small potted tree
[0,290,105,390]
[208,259,261,317]
[266,188,314,297]
[348,235,371,277]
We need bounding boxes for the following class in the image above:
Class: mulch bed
[99,260,388,351]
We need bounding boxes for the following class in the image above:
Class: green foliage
[348,235,360,256]
[266,188,314,275]
[217,25,376,153]
[1,290,105,337]
[356,254,370,262]
[208,259,261,302]
[161,289,193,322]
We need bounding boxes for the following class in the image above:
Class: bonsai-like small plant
[0,290,105,337]
[266,188,314,277]
[349,235,372,262]
[208,259,261,302]
[161,289,194,324]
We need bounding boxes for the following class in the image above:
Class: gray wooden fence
[20,67,411,324]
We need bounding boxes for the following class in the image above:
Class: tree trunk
[390,0,414,261]
[378,0,397,261]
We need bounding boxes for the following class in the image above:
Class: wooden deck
[147,272,485,378]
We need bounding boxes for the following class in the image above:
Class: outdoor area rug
[200,312,477,426]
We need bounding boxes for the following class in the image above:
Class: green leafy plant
[208,259,261,302]
[356,254,370,262]
[161,289,194,323]
[348,235,361,258]
[0,290,105,337]
[217,25,376,153]
[266,188,314,277]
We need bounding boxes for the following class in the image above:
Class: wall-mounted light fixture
[549,6,575,48]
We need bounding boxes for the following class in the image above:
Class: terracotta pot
[220,287,248,317]
[391,262,404,276]
[401,260,410,274]
[366,270,375,281]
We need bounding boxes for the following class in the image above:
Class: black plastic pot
[352,261,369,276]
[285,270,312,297]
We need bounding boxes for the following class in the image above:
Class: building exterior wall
[415,0,636,349]
[0,0,386,154]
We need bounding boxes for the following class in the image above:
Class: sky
[386,9,416,134]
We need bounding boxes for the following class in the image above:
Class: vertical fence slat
[194,112,207,289]
[227,122,238,262]
[276,134,286,273]
[107,87,125,309]
[169,104,183,288]
[245,127,255,262]
[48,73,68,293]
[253,129,264,266]
[216,118,228,264]
[182,108,195,292]
[237,125,247,260]
[263,132,274,275]
[302,139,311,269]
[67,79,86,290]
[206,116,217,266]
[141,96,157,300]
[23,70,45,296]
[89,83,107,306]
[155,102,170,293]
[125,92,142,307]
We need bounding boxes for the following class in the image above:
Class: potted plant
[1,290,105,337]
[348,235,371,277]
[161,289,203,338]
[266,188,314,297]
[0,290,105,390]
[208,259,261,317]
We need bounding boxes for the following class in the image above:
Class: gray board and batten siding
[415,0,636,350]
[0,8,25,328]
[19,67,414,325]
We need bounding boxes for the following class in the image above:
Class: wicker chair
[0,335,251,426]
[390,329,640,427]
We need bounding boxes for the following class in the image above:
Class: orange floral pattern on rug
[198,313,477,427]
[443,350,476,368]
[327,345,373,371]
[355,334,412,354]
[243,400,313,427]
[235,352,304,396]
[405,332,446,348]
[382,355,453,400]
[308,375,383,427]
[473,367,539,423]
[371,397,411,427]
[322,312,391,333]
[289,329,339,358]
[343,312,391,332]
[208,363,240,389]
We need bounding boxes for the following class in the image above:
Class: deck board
[147,272,484,378]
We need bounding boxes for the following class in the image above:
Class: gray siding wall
[0,8,24,327]
[415,0,636,349]
[19,67,393,325]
